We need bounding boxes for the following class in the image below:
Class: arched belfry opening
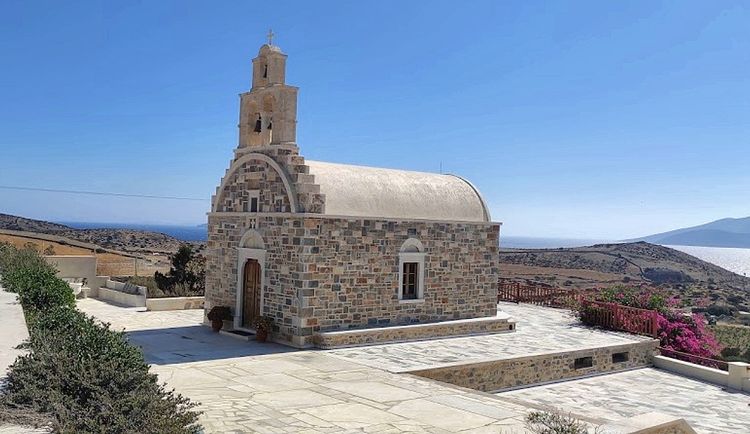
[240,36,298,147]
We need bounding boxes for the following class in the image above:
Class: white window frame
[398,238,425,303]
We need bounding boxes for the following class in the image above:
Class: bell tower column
[238,34,298,148]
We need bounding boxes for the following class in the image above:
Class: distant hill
[632,217,750,248]
[0,213,195,253]
[499,241,750,311]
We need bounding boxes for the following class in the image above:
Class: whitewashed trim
[398,238,426,301]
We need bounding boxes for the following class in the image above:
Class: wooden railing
[498,281,575,307]
[579,300,659,337]
[659,347,729,371]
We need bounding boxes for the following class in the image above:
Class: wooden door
[242,259,261,328]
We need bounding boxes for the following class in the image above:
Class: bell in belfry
[254,115,262,133]
[267,118,272,130]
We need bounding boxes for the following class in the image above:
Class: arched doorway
[235,229,266,331]
[242,259,262,328]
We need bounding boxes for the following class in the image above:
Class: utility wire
[0,185,208,201]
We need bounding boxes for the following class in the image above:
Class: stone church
[205,41,506,347]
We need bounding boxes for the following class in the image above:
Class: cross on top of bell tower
[266,28,275,45]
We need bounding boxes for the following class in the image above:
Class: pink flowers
[580,285,722,359]
[656,312,722,358]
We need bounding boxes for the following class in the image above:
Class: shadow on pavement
[126,325,297,365]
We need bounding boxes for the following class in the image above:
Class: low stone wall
[408,340,658,392]
[98,287,146,307]
[96,280,147,308]
[654,356,750,393]
[146,296,204,311]
[313,316,514,349]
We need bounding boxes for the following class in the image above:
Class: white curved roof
[306,160,491,222]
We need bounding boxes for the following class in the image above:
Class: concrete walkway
[0,287,49,434]
[0,289,29,378]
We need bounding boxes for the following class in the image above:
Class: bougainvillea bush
[575,285,722,360]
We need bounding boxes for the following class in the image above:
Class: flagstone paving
[77,298,534,433]
[496,367,750,434]
[75,298,748,433]
[325,303,651,372]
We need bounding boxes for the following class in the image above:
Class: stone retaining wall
[97,287,146,307]
[408,340,658,392]
[314,316,514,349]
[146,296,205,311]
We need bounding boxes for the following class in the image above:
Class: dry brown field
[0,233,169,277]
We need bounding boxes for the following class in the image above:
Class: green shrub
[0,244,74,313]
[16,270,75,315]
[0,245,57,294]
[525,410,598,433]
[0,245,202,433]
[154,245,205,297]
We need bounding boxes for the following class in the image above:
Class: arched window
[398,238,425,302]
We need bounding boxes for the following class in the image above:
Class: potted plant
[253,316,273,342]
[207,306,232,332]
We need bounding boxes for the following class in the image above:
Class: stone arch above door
[240,229,265,249]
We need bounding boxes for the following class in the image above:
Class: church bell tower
[238,31,298,148]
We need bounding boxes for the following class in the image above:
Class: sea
[666,245,750,277]
[501,237,750,277]
[61,222,208,242]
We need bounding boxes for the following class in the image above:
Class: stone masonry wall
[214,158,293,213]
[205,212,500,347]
[205,214,307,345]
[408,340,658,392]
[297,216,500,337]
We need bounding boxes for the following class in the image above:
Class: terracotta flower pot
[255,328,268,342]
[211,319,223,332]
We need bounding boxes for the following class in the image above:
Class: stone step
[313,315,515,349]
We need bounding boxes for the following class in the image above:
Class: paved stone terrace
[496,368,750,434]
[78,299,534,433]
[75,299,746,433]
[325,302,652,372]
[76,299,296,365]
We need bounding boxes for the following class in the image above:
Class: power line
[0,185,208,201]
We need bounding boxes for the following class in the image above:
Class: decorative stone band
[406,340,659,392]
[313,315,515,349]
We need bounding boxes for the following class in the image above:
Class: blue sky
[1,1,748,239]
